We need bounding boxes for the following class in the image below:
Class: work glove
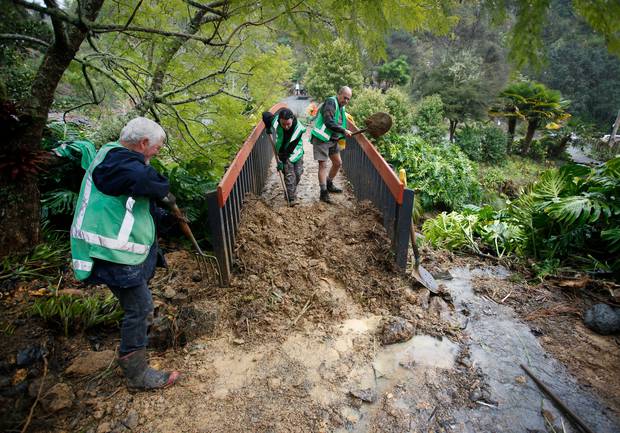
[262,111,274,133]
[276,161,284,172]
[160,192,177,207]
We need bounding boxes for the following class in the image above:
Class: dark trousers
[109,281,154,355]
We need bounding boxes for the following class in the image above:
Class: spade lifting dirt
[351,112,393,138]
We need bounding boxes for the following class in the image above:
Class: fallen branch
[20,355,48,433]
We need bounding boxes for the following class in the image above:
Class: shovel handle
[168,203,204,255]
[410,224,421,267]
[265,130,291,206]
[350,128,368,137]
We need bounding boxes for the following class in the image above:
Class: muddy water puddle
[445,266,619,433]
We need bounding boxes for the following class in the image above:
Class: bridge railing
[341,121,414,269]
[206,103,413,286]
[205,103,286,285]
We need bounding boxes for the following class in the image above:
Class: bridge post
[393,188,414,269]
[206,191,231,286]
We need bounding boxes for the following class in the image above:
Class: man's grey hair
[119,117,166,147]
[338,86,352,95]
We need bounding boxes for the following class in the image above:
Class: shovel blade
[411,264,439,294]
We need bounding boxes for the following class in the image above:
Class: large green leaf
[601,228,620,253]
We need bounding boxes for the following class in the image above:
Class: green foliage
[423,156,620,275]
[384,88,413,135]
[526,0,620,128]
[347,88,388,128]
[0,225,68,283]
[31,293,123,337]
[381,134,480,210]
[455,123,507,163]
[347,86,413,135]
[412,95,448,144]
[304,38,364,102]
[41,189,78,216]
[422,205,524,258]
[416,50,492,135]
[377,56,410,87]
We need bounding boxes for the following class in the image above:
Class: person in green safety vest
[262,108,306,206]
[310,86,353,203]
[70,117,181,390]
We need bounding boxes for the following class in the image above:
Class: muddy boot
[320,189,333,204]
[327,180,343,193]
[118,348,181,390]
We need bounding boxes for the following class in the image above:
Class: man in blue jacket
[70,117,181,390]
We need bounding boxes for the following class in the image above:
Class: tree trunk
[522,119,539,155]
[507,117,517,153]
[0,0,105,258]
[449,119,458,142]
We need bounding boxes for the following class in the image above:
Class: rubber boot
[327,180,343,193]
[118,348,181,390]
[320,189,332,204]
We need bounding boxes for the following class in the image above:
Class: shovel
[351,112,393,138]
[399,171,438,293]
[409,224,438,294]
[265,129,291,206]
[164,198,223,286]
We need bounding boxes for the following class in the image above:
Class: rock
[349,388,377,403]
[416,288,430,309]
[65,350,116,376]
[93,409,105,420]
[468,389,481,402]
[28,375,56,397]
[121,409,139,430]
[96,422,112,433]
[163,287,177,299]
[16,346,47,367]
[380,316,415,345]
[267,378,282,390]
[429,296,451,320]
[432,269,453,280]
[584,303,620,335]
[42,383,75,413]
[191,272,203,282]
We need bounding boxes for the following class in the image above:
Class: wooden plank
[217,102,287,207]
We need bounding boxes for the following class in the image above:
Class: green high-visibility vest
[272,114,306,163]
[70,142,155,281]
[311,96,347,142]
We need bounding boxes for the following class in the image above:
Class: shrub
[412,95,447,145]
[31,293,123,337]
[347,87,388,128]
[483,125,508,163]
[455,123,507,163]
[384,87,413,134]
[382,134,480,210]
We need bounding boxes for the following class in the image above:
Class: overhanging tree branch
[165,88,249,105]
[0,33,50,48]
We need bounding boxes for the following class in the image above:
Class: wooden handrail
[216,102,287,207]
[348,119,404,204]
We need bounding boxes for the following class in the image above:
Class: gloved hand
[262,111,274,133]
[160,192,177,208]
[276,161,284,172]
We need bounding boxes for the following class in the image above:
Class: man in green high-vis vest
[70,117,181,390]
[310,86,353,203]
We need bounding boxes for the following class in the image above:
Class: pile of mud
[208,196,457,341]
